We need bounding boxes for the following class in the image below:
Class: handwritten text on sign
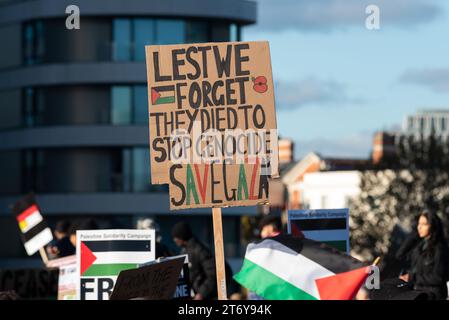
[145,41,278,209]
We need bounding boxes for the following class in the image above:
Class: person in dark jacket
[396,210,449,300]
[47,220,75,259]
[171,221,240,300]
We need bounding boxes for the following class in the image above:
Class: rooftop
[415,109,449,115]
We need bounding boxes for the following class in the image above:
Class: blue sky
[243,0,449,159]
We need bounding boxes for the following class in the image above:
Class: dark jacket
[155,241,173,259]
[397,233,449,300]
[182,237,217,299]
[54,236,75,257]
[182,237,240,299]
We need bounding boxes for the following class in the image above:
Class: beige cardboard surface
[145,41,278,209]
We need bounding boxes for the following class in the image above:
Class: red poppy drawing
[252,76,268,93]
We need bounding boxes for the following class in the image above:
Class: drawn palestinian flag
[234,235,369,300]
[290,216,348,252]
[80,239,154,277]
[77,230,155,300]
[151,85,175,105]
[12,193,53,256]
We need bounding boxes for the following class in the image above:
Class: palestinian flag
[290,215,348,253]
[77,230,156,300]
[80,238,154,277]
[12,193,53,256]
[234,235,369,300]
[151,85,175,105]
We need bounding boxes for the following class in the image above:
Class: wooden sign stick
[212,207,228,300]
[39,247,49,265]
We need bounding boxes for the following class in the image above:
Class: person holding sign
[171,222,216,300]
[46,220,75,259]
[259,215,282,239]
[147,41,279,300]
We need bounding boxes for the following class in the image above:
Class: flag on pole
[12,193,53,256]
[234,235,369,300]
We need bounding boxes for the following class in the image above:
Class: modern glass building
[0,0,257,267]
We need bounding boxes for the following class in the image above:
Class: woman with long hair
[396,210,449,300]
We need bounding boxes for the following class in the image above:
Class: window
[134,19,155,61]
[156,19,185,45]
[111,85,148,125]
[230,23,239,41]
[210,22,230,42]
[23,87,47,127]
[23,88,35,127]
[132,148,150,192]
[124,147,167,192]
[430,117,436,132]
[186,21,209,43]
[22,150,45,192]
[442,117,447,131]
[23,23,34,65]
[113,19,131,61]
[419,117,425,130]
[23,21,45,65]
[133,85,148,124]
[113,18,186,60]
[112,18,235,61]
[22,150,34,191]
[35,21,45,62]
[111,86,131,124]
[122,148,132,192]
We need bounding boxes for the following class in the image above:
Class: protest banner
[11,193,53,262]
[47,255,77,300]
[145,41,278,210]
[0,268,58,299]
[145,41,279,300]
[141,254,192,300]
[287,209,350,253]
[110,256,184,300]
[76,229,155,300]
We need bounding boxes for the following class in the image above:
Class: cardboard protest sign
[12,193,53,256]
[76,229,155,300]
[145,41,279,210]
[288,209,350,253]
[110,256,184,300]
[140,254,192,300]
[47,255,77,300]
[0,268,58,299]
